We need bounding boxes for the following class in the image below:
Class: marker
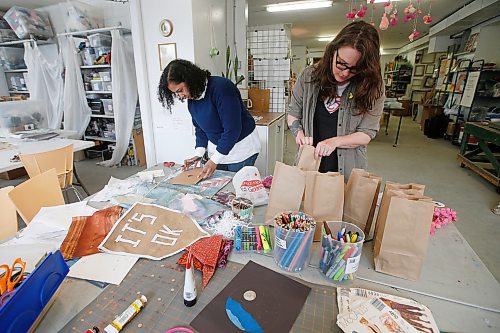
[183,252,197,307]
[255,227,262,251]
[259,225,270,252]
[235,226,242,251]
[351,234,358,243]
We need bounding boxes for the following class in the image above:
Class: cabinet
[251,111,285,176]
[0,40,30,98]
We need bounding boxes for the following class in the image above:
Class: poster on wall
[460,72,480,107]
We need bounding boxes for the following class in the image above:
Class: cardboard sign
[170,168,203,185]
[98,202,209,260]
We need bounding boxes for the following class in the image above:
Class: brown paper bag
[373,182,425,242]
[297,145,320,171]
[373,189,434,281]
[343,169,381,236]
[303,171,344,241]
[265,162,306,223]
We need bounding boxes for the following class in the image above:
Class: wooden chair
[8,169,65,224]
[19,144,83,202]
[0,186,18,240]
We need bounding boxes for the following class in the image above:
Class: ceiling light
[266,1,333,12]
[317,36,335,42]
[373,0,403,3]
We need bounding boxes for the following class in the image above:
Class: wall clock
[159,19,173,37]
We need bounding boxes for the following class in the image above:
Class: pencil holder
[273,211,316,273]
[319,221,365,282]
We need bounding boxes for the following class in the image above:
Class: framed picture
[423,76,436,88]
[421,52,435,64]
[415,50,423,64]
[464,33,479,52]
[425,64,435,75]
[414,64,425,77]
[412,78,423,87]
[158,43,177,71]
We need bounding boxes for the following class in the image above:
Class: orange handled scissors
[0,258,26,295]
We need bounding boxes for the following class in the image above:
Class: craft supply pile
[0,156,460,333]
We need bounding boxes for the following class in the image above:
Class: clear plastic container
[98,71,111,82]
[273,211,316,272]
[90,79,103,91]
[88,33,111,47]
[101,98,113,115]
[0,47,27,70]
[0,100,49,138]
[94,46,110,57]
[4,6,54,39]
[319,221,365,282]
[103,81,112,92]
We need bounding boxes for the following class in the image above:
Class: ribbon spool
[231,197,253,222]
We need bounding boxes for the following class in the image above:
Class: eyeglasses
[334,52,358,74]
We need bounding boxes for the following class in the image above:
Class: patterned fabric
[177,236,234,287]
[324,95,341,113]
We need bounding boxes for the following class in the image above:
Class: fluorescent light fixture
[317,36,335,42]
[266,1,332,12]
[373,0,403,3]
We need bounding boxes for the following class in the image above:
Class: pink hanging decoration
[345,0,356,20]
[408,29,420,41]
[389,4,398,27]
[430,207,458,235]
[355,4,368,18]
[379,13,389,30]
[369,0,376,26]
[423,0,433,24]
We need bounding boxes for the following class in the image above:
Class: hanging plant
[222,45,244,86]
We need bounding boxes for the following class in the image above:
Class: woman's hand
[198,160,217,179]
[182,156,201,171]
[295,130,314,146]
[314,137,339,160]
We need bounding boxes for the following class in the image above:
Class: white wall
[474,24,500,65]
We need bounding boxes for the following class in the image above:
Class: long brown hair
[312,21,383,114]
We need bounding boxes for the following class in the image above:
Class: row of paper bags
[264,146,435,281]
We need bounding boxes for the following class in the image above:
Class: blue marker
[235,226,242,251]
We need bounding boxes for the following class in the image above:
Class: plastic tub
[101,98,113,115]
[0,47,26,70]
[0,28,18,42]
[90,79,103,91]
[98,71,111,82]
[273,211,316,272]
[0,100,49,137]
[4,6,54,39]
[103,81,112,92]
[319,221,365,282]
[88,33,112,47]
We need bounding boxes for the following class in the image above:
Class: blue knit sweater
[187,76,255,155]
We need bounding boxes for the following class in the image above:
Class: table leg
[72,162,90,195]
[385,112,390,135]
[393,114,404,147]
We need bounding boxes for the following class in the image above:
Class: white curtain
[100,29,138,167]
[61,36,91,138]
[24,41,64,129]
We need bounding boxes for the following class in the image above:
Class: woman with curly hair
[288,21,385,179]
[158,59,260,179]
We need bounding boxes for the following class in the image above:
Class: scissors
[0,258,26,295]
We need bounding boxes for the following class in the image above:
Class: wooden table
[458,122,500,191]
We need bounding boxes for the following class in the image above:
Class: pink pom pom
[430,207,458,235]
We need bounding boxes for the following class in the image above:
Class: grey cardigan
[288,66,385,179]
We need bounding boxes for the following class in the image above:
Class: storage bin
[101,98,113,114]
[81,47,95,66]
[0,251,68,333]
[103,81,112,92]
[4,6,54,39]
[90,79,103,91]
[88,33,111,47]
[98,71,111,82]
[0,28,18,42]
[94,46,110,57]
[0,99,49,137]
[88,98,102,113]
[0,47,26,70]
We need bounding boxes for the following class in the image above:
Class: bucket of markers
[273,211,316,273]
[319,221,365,282]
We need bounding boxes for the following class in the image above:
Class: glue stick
[183,252,197,307]
[104,295,147,333]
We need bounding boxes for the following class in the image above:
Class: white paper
[90,176,143,202]
[68,253,138,285]
[0,243,58,272]
[460,71,480,107]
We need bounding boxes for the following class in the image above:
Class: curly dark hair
[157,59,211,109]
[312,20,383,114]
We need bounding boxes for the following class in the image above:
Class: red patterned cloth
[177,236,234,288]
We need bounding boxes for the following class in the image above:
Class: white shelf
[4,69,28,73]
[9,90,30,94]
[86,91,112,94]
[90,114,114,119]
[84,135,116,142]
[81,65,111,69]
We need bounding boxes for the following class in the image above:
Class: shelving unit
[385,67,412,98]
[59,26,144,166]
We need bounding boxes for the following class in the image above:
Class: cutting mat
[60,254,340,333]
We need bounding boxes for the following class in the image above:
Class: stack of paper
[336,287,439,333]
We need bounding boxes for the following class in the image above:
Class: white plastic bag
[232,166,268,206]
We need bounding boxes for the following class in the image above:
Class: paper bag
[373,182,425,242]
[265,162,306,222]
[343,168,381,237]
[303,171,344,241]
[373,189,435,281]
[297,144,320,171]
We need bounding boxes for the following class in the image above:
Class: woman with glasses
[287,21,384,179]
[158,59,260,179]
